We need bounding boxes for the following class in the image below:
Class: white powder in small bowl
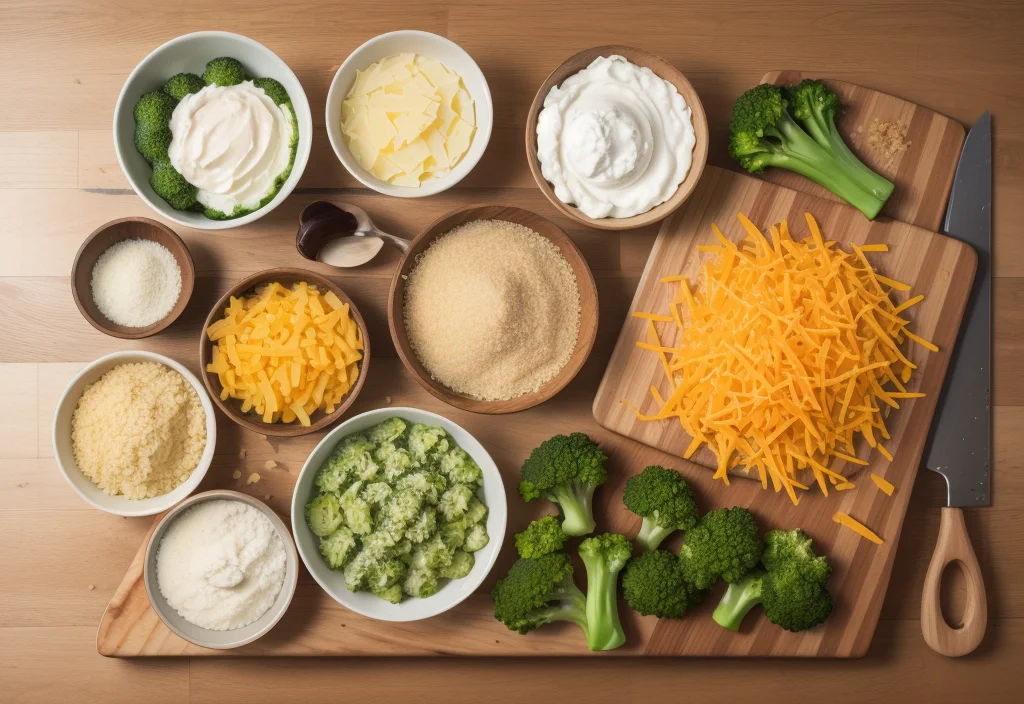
[91,238,182,327]
[156,499,287,631]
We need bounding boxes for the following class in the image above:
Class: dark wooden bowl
[388,205,598,415]
[71,217,195,339]
[525,45,709,231]
[199,268,371,437]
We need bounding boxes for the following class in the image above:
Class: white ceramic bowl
[291,407,507,622]
[52,351,217,517]
[113,31,313,230]
[144,490,299,649]
[325,31,493,198]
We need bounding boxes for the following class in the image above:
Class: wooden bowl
[388,205,598,415]
[525,46,709,231]
[71,217,194,339]
[199,268,371,437]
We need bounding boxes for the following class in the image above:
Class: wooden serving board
[758,71,965,232]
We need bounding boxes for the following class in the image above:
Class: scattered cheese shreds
[630,212,936,504]
[264,460,277,471]
[247,472,261,485]
[871,473,896,496]
[231,470,241,480]
[833,511,884,544]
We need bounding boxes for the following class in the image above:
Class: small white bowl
[52,350,217,517]
[291,407,507,622]
[113,31,313,230]
[325,31,493,198]
[144,490,299,650]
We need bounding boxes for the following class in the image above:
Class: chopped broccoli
[382,488,423,531]
[577,533,630,651]
[163,72,205,100]
[439,447,483,486]
[395,471,446,504]
[149,162,198,211]
[439,518,467,549]
[411,534,454,571]
[515,516,568,559]
[463,523,489,552]
[132,91,176,163]
[405,508,438,544]
[464,497,488,525]
[318,526,357,570]
[728,83,893,219]
[407,423,447,463]
[621,549,704,618]
[519,433,608,536]
[679,507,763,590]
[368,417,406,445]
[203,56,248,86]
[492,553,589,638]
[305,493,342,537]
[375,442,413,482]
[439,550,475,580]
[361,481,393,507]
[339,481,373,535]
[713,529,833,632]
[403,567,439,598]
[622,465,700,551]
[372,583,403,604]
[439,484,474,521]
[252,76,291,105]
[343,547,379,591]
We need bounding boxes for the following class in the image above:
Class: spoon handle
[367,229,411,254]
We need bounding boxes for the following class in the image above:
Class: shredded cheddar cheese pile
[631,212,936,504]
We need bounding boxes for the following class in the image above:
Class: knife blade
[924,111,992,507]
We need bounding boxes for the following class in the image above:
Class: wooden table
[1,0,1020,701]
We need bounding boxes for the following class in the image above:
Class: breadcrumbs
[868,118,911,169]
[71,362,206,499]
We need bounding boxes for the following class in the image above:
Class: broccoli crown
[762,528,831,582]
[518,433,607,537]
[621,550,704,618]
[761,562,832,632]
[133,91,176,164]
[491,553,587,635]
[623,465,699,551]
[133,90,177,126]
[679,507,763,589]
[729,83,788,140]
[785,79,839,125]
[514,516,568,559]
[252,76,291,105]
[149,161,198,211]
[164,72,205,101]
[578,532,632,573]
[203,56,248,86]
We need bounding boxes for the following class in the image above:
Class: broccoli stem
[579,553,626,651]
[542,579,590,633]
[635,518,674,552]
[799,105,895,202]
[712,570,764,631]
[549,484,597,536]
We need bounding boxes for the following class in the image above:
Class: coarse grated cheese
[833,511,884,544]
[871,473,896,496]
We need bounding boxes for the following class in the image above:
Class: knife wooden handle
[921,507,987,656]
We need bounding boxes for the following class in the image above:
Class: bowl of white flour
[144,490,298,649]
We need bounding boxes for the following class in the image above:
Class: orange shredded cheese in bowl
[631,212,936,504]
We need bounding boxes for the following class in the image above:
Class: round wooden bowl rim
[71,216,195,339]
[524,45,709,231]
[387,204,599,415]
[199,267,371,437]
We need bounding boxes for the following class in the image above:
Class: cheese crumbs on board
[206,282,363,426]
[631,212,936,504]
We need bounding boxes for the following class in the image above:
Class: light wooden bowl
[388,205,598,415]
[199,268,370,437]
[71,217,194,339]
[525,45,709,231]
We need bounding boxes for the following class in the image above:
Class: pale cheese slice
[387,139,431,174]
[454,87,475,127]
[446,118,474,165]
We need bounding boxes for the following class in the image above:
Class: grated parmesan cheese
[90,238,182,328]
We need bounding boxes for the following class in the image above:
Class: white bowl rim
[324,30,493,198]
[112,30,313,230]
[290,406,507,622]
[143,489,299,649]
[52,350,217,517]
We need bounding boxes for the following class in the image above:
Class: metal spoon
[295,201,409,268]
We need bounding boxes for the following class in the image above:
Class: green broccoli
[373,583,403,604]
[132,91,176,163]
[492,553,589,639]
[439,518,467,549]
[514,516,568,559]
[407,424,447,463]
[396,471,446,505]
[463,523,489,552]
[712,529,833,632]
[464,497,488,525]
[679,507,763,590]
[438,484,474,521]
[252,76,291,105]
[149,162,198,211]
[361,481,393,507]
[375,442,413,482]
[403,567,439,598]
[203,56,248,86]
[622,465,700,551]
[728,83,893,219]
[339,481,373,535]
[621,549,705,618]
[578,533,630,651]
[305,494,342,537]
[440,550,475,580]
[368,417,406,445]
[318,526,357,570]
[163,72,205,101]
[405,508,438,544]
[519,433,608,536]
[439,447,483,486]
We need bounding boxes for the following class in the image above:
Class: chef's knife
[921,112,991,657]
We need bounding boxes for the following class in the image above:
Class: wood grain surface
[3,0,1023,701]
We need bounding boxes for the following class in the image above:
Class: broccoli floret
[713,529,833,632]
[679,507,763,590]
[379,488,423,537]
[339,481,373,535]
[318,526,357,569]
[410,534,454,571]
[577,533,630,651]
[361,481,393,507]
[515,516,568,559]
[163,72,205,101]
[439,447,483,486]
[343,547,379,591]
[132,91,176,163]
[621,549,705,618]
[368,417,406,445]
[463,523,489,553]
[368,557,406,592]
[305,494,342,537]
[203,57,248,86]
[440,550,475,580]
[407,423,447,463]
[403,567,439,598]
[519,433,608,536]
[622,465,700,551]
[464,497,488,525]
[372,583,403,604]
[439,518,467,549]
[405,508,438,544]
[324,434,379,486]
[252,76,291,106]
[492,553,588,639]
[395,471,446,504]
[149,162,198,211]
[439,484,474,521]
[728,83,893,219]
[375,442,413,482]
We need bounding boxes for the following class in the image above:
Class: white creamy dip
[536,55,696,219]
[168,81,294,215]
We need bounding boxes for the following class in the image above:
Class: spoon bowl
[296,201,409,268]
